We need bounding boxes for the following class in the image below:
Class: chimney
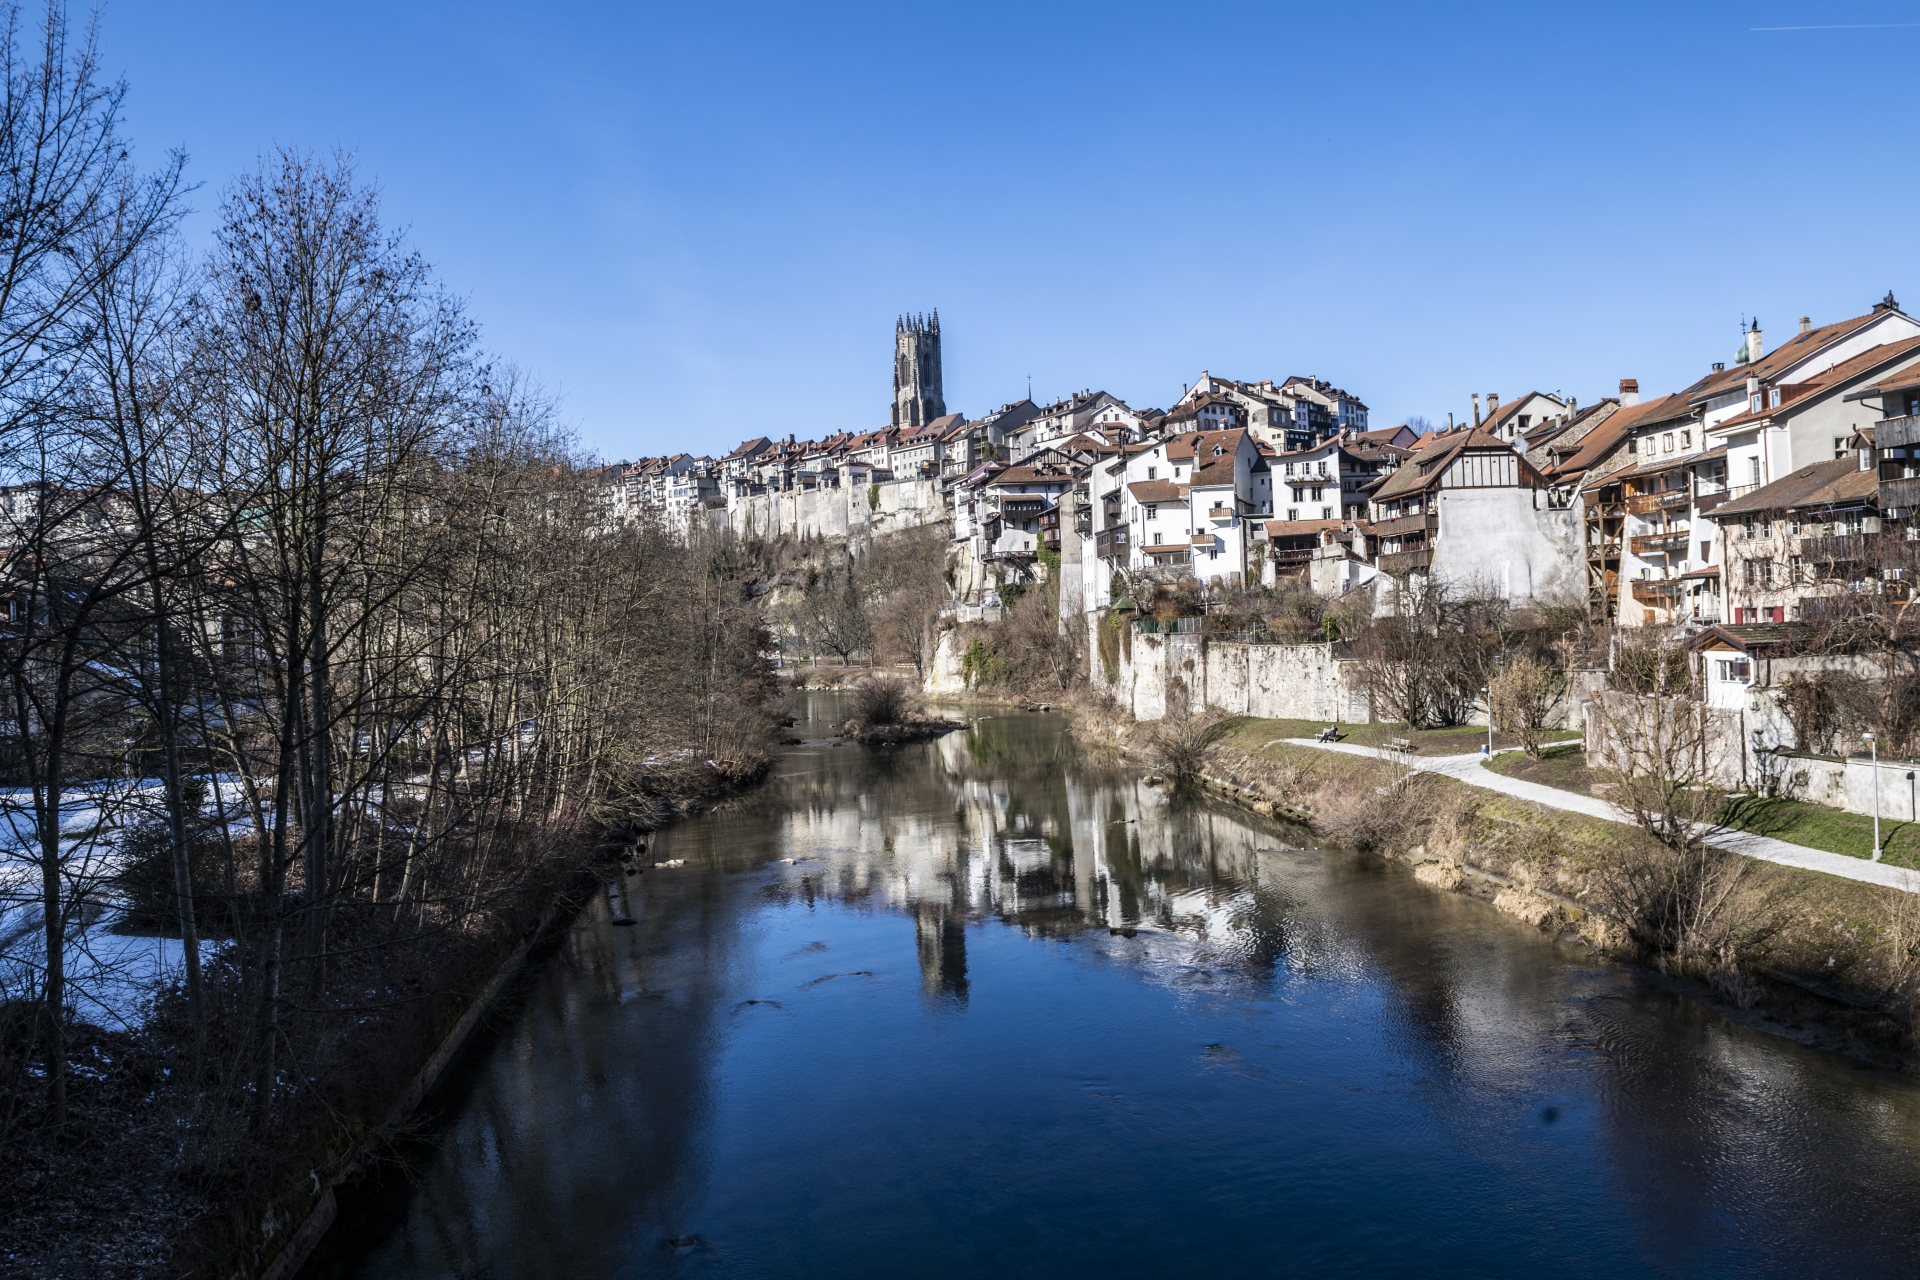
[1568,396,1578,415]
[1471,393,1482,425]
[1487,391,1500,420]
[1799,315,1812,335]
[1746,319,1763,363]
[1618,378,1639,407]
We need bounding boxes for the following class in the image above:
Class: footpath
[1283,737,1920,894]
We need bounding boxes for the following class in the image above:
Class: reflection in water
[312,696,1920,1280]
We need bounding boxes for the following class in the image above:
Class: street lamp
[1866,731,1883,862]
[1483,685,1493,757]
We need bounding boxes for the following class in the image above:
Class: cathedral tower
[892,311,945,428]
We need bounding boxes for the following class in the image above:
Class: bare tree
[1490,653,1565,758]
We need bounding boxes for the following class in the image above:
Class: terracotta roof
[1679,565,1721,580]
[1849,364,1920,400]
[990,466,1082,485]
[1263,518,1345,538]
[1604,443,1728,484]
[1372,426,1546,503]
[1708,336,1920,434]
[1682,311,1887,406]
[1128,480,1185,503]
[724,436,772,460]
[1708,457,1877,519]
[1685,622,1803,652]
[1550,393,1691,482]
[1189,453,1239,486]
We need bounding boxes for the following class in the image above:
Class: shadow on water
[305,694,1920,1280]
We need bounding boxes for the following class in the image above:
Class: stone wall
[1086,611,1372,724]
[726,477,946,542]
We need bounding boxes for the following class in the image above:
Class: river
[308,695,1920,1278]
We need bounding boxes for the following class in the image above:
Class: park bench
[1384,737,1415,754]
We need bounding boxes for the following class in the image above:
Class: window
[1716,658,1751,682]
[1317,462,1328,477]
[1152,531,1162,545]
[1749,457,1762,486]
[1292,488,1303,502]
[1627,435,1638,454]
[1284,462,1295,477]
[1286,508,1298,521]
[1663,433,1674,453]
[1146,504,1157,519]
[1769,388,1782,409]
[1680,430,1691,449]
[1740,515,1754,540]
[1147,466,1156,479]
[1310,487,1323,502]
[1700,541,1712,562]
[1790,554,1804,581]
[1750,395,1762,414]
[1834,437,1849,460]
[1322,506,1333,520]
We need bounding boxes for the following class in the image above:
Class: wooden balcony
[1798,533,1869,562]
[1206,504,1234,521]
[1629,530,1690,556]
[1629,579,1686,603]
[1626,488,1691,515]
[1372,511,1438,539]
[1094,527,1129,559]
[1693,490,1731,515]
[1141,545,1191,564]
[1378,547,1434,575]
[1882,476,1920,512]
[1876,413,1920,450]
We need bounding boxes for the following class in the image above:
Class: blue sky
[100,1,1920,459]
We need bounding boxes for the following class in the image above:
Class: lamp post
[1483,685,1493,757]
[1866,731,1883,862]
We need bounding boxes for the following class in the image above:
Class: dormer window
[1769,388,1782,409]
[1750,394,1763,414]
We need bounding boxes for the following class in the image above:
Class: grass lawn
[1720,795,1920,869]
[1216,715,1574,756]
[1481,743,1600,795]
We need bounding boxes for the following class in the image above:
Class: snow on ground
[0,776,244,1029]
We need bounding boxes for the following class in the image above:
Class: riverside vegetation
[0,14,788,1276]
[768,518,1920,1063]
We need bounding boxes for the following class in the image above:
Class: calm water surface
[313,695,1920,1278]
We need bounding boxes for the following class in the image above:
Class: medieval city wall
[1085,611,1373,725]
[725,477,946,542]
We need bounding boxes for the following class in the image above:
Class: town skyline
[89,2,1920,459]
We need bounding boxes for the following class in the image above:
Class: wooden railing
[1629,530,1690,556]
[1629,579,1686,602]
[1798,533,1869,562]
[1626,489,1691,515]
[1378,548,1434,575]
[1094,527,1129,558]
[1371,511,1438,539]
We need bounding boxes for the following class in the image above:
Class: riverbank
[1087,706,1920,1073]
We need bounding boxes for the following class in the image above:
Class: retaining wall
[1087,612,1372,724]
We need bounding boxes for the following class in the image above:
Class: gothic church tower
[892,311,945,428]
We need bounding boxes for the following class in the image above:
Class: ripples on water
[310,696,1920,1279]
